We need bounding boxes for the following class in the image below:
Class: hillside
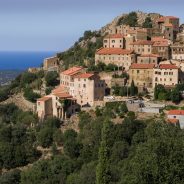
[57,11,162,69]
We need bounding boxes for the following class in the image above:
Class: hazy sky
[0,0,184,52]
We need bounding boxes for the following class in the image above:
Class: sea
[0,51,56,70]
[0,51,56,85]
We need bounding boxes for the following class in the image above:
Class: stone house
[129,63,155,91]
[171,42,184,60]
[153,64,179,88]
[137,54,161,64]
[43,56,60,72]
[73,73,106,107]
[168,110,184,129]
[60,66,85,96]
[103,34,124,48]
[95,48,135,71]
[156,16,179,41]
[152,39,171,60]
[129,40,154,55]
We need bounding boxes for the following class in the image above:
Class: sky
[0,0,184,52]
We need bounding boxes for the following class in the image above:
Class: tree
[171,88,181,103]
[154,84,166,100]
[142,17,153,28]
[96,121,111,184]
[130,80,137,96]
[118,12,138,27]
[37,127,54,148]
[45,71,59,87]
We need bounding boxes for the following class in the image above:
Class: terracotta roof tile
[96,48,133,55]
[164,23,173,27]
[167,118,179,124]
[153,41,169,47]
[62,66,83,76]
[37,96,52,102]
[52,85,67,94]
[105,34,124,39]
[54,93,73,99]
[130,63,155,69]
[158,64,178,69]
[168,110,184,115]
[151,37,167,42]
[130,40,154,45]
[75,73,94,79]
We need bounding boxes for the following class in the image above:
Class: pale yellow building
[95,48,135,71]
[43,56,60,71]
[153,64,179,88]
[129,63,155,90]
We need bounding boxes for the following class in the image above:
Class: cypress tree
[130,80,135,96]
[96,121,111,184]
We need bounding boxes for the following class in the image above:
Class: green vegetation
[0,101,184,184]
[57,31,103,69]
[117,12,138,27]
[112,80,138,97]
[154,84,183,103]
[142,16,153,28]
[45,71,60,87]
[24,87,41,103]
[88,62,119,72]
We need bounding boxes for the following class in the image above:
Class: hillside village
[27,11,184,128]
[2,11,184,184]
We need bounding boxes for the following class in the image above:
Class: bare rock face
[100,11,162,35]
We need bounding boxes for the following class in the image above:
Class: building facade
[95,48,135,71]
[129,40,154,55]
[43,56,60,71]
[137,54,161,64]
[153,64,178,88]
[129,63,155,90]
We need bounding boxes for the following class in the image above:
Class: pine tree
[96,121,111,184]
[130,80,135,96]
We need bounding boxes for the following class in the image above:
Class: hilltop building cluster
[35,14,184,124]
[95,15,184,91]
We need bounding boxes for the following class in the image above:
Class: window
[83,84,86,88]
[112,40,115,43]
[137,70,139,74]
[38,102,40,106]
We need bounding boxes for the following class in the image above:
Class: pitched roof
[158,64,178,69]
[52,85,67,94]
[37,96,52,102]
[151,36,167,42]
[153,41,169,47]
[130,40,154,45]
[105,34,124,39]
[53,93,73,99]
[168,110,184,115]
[96,48,133,55]
[139,54,160,58]
[75,73,94,79]
[130,63,155,69]
[157,16,179,23]
[167,118,179,124]
[164,23,173,27]
[61,66,83,76]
